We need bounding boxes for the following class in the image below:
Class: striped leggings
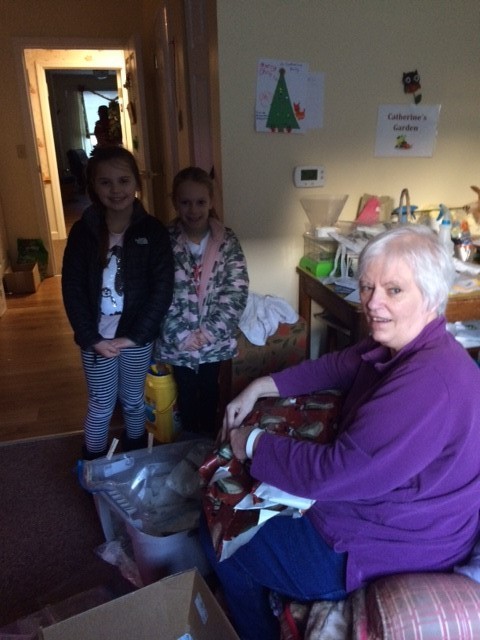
[80,343,153,454]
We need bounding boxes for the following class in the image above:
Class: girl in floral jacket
[155,167,249,436]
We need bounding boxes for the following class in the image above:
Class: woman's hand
[221,376,279,441]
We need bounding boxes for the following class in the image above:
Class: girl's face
[93,160,138,216]
[359,256,437,353]
[174,180,212,240]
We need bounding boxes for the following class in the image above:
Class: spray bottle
[437,204,454,256]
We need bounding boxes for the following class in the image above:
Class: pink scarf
[195,218,225,316]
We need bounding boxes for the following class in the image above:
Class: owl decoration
[402,70,422,104]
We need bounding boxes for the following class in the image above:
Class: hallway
[63,192,89,233]
[52,192,90,269]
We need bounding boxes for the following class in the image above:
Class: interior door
[184,0,223,215]
[154,1,181,210]
[154,0,223,219]
[19,44,154,274]
[23,50,70,257]
[123,36,155,213]
[184,0,214,174]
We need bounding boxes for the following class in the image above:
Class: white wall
[216,0,480,310]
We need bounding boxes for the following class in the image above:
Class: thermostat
[293,166,325,188]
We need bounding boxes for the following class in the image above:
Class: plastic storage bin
[299,234,337,277]
[79,439,214,585]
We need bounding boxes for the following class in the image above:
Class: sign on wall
[374,104,441,157]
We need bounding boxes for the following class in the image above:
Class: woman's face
[174,180,212,240]
[93,160,138,216]
[359,255,437,353]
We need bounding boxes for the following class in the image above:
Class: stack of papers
[321,275,360,303]
[447,321,480,349]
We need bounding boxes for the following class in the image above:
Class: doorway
[46,68,121,163]
[46,68,121,261]
[15,42,152,276]
[14,6,220,277]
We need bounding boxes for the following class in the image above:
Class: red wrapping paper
[200,391,342,560]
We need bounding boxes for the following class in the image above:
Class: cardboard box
[0,586,114,636]
[3,262,41,294]
[40,569,240,640]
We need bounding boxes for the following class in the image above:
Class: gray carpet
[0,432,135,628]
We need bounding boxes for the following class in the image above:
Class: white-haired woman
[201,225,480,640]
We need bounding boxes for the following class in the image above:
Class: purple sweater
[251,317,480,592]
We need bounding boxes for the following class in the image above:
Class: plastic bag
[95,540,143,588]
[17,238,48,279]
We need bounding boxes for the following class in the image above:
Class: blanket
[239,292,299,346]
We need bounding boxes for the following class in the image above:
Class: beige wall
[217,0,480,308]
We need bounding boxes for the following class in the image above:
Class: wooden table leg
[298,276,312,358]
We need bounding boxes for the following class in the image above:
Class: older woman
[201,225,480,640]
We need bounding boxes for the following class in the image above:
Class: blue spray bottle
[437,204,454,256]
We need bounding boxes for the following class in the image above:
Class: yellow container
[145,365,181,443]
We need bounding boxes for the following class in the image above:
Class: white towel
[239,292,299,346]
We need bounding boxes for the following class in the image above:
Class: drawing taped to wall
[256,59,307,133]
[266,67,300,132]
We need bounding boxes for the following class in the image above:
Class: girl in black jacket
[62,147,174,459]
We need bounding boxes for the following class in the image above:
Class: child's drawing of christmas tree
[266,68,300,133]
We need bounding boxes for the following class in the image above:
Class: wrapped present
[200,391,342,561]
[243,392,341,443]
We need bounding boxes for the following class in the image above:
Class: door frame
[153,0,223,219]
[13,37,150,276]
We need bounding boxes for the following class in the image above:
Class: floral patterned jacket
[154,217,249,371]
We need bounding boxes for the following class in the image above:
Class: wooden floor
[0,275,89,443]
[0,194,123,444]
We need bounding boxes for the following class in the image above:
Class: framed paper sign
[374,104,441,157]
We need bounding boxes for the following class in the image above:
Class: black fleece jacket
[62,199,174,350]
